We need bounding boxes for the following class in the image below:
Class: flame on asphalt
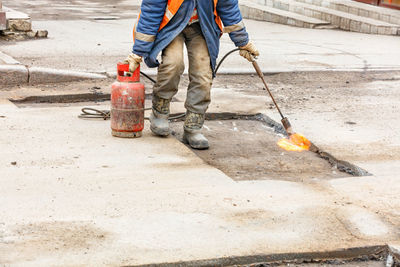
[277,133,311,152]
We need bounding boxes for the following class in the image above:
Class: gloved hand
[239,42,260,62]
[124,53,142,73]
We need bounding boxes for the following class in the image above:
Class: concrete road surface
[1,71,400,265]
[1,1,400,266]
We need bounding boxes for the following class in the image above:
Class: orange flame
[277,133,311,152]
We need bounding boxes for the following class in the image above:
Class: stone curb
[104,67,400,79]
[133,245,388,267]
[0,64,107,87]
[28,67,107,85]
[0,64,28,86]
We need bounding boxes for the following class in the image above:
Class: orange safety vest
[158,0,223,31]
[133,1,223,42]
[159,0,223,32]
[133,0,248,71]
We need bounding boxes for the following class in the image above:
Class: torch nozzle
[281,117,294,136]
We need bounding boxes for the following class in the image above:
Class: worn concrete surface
[0,103,397,266]
[1,71,400,265]
[1,1,400,265]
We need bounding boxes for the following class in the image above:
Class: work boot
[150,96,170,136]
[183,111,209,150]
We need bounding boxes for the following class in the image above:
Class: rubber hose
[80,48,241,120]
[140,48,240,84]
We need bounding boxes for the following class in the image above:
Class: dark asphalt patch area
[171,119,351,182]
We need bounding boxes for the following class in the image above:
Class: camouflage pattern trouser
[152,22,213,115]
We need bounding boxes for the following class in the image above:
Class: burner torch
[251,58,294,136]
[250,57,311,152]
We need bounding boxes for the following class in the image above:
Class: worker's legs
[183,23,213,115]
[182,23,213,149]
[150,33,185,136]
[153,33,185,102]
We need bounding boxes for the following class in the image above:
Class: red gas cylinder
[111,63,145,138]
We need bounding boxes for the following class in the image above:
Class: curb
[104,67,400,79]
[124,244,400,266]
[0,64,28,86]
[130,245,388,267]
[29,67,107,85]
[0,64,107,87]
[3,65,399,88]
[211,67,400,74]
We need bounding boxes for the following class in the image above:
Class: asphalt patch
[170,114,369,181]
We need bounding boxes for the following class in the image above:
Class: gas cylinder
[111,63,145,138]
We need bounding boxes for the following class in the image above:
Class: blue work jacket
[132,0,249,75]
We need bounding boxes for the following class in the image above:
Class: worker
[126,0,259,149]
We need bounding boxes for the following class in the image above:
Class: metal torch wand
[251,59,294,136]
